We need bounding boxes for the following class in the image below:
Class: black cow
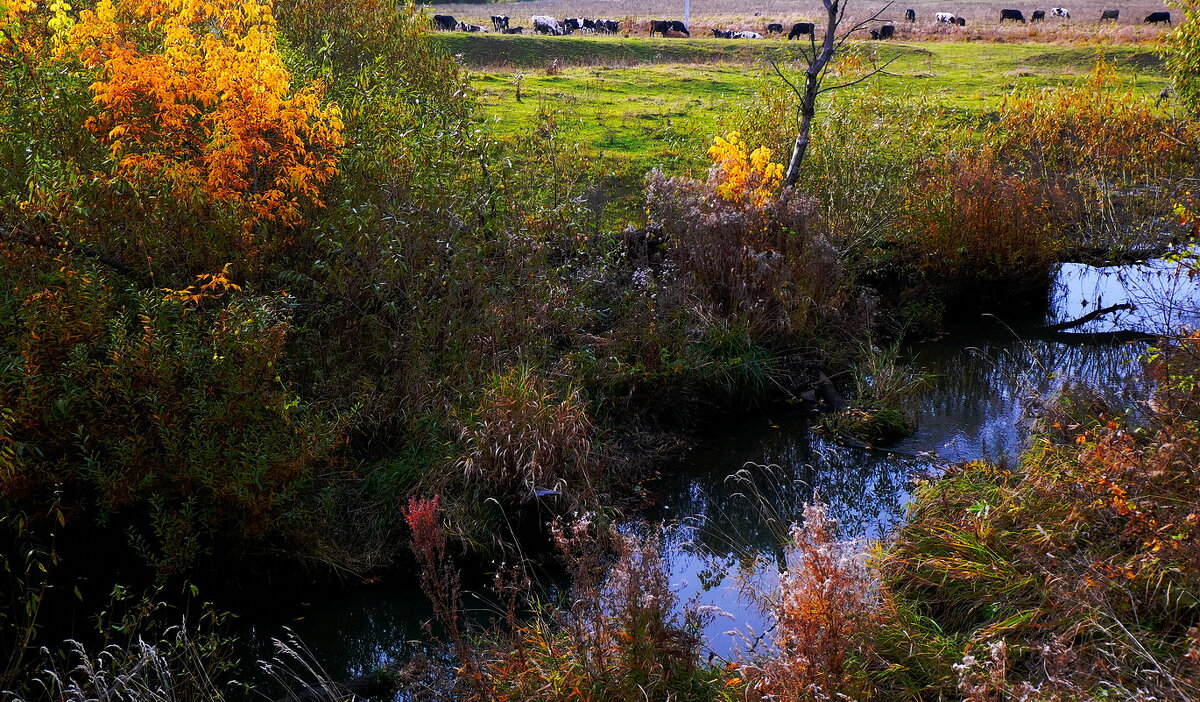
[503,26,524,34]
[600,19,619,33]
[905,8,916,21]
[788,21,815,39]
[432,14,457,30]
[1031,9,1045,21]
[1100,8,1119,20]
[956,16,967,25]
[582,18,597,32]
[766,22,784,33]
[878,23,895,38]
[650,19,688,36]
[1145,10,1171,23]
[491,14,509,30]
[1000,8,1027,22]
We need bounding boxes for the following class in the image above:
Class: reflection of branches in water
[908,336,1147,461]
[1048,256,1200,336]
[656,444,917,571]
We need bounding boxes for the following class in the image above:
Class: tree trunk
[783,0,840,187]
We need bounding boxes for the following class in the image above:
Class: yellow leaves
[707,131,783,207]
[163,263,241,305]
[67,0,343,232]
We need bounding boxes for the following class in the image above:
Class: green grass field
[460,37,1167,174]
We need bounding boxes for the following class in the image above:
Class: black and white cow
[650,19,689,36]
[766,22,784,33]
[787,21,815,38]
[1050,7,1070,18]
[458,22,486,32]
[503,26,524,33]
[934,12,957,23]
[599,19,619,34]
[532,15,564,34]
[734,30,763,38]
[432,14,457,30]
[562,17,583,32]
[1000,8,1027,22]
[491,15,509,30]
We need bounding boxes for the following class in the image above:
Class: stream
[245,252,1200,686]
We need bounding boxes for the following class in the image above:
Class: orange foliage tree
[68,0,344,231]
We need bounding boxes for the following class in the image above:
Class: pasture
[460,37,1168,202]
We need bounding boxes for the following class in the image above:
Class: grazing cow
[533,15,564,34]
[432,14,457,30]
[878,23,895,38]
[650,19,689,36]
[734,30,764,38]
[458,22,486,32]
[788,21,816,38]
[934,11,957,23]
[1031,9,1046,21]
[503,26,524,34]
[956,16,967,25]
[491,15,509,30]
[1100,9,1118,20]
[1145,10,1171,23]
[905,8,916,21]
[1000,8,1027,22]
[766,22,784,33]
[1050,7,1070,18]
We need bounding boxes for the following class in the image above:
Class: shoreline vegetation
[1,0,1198,698]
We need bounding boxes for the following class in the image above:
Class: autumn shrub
[0,259,346,574]
[896,146,1065,309]
[872,335,1200,697]
[647,132,870,346]
[471,519,730,702]
[742,502,881,702]
[992,59,1199,249]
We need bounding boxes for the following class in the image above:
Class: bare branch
[817,53,903,94]
[770,58,804,98]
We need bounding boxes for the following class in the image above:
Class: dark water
[256,252,1200,676]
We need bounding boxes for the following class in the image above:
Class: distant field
[463,39,1170,219]
[438,31,1166,70]
[428,0,1172,41]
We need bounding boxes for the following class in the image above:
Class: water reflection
[1051,255,1200,334]
[260,254,1200,673]
[645,254,1197,657]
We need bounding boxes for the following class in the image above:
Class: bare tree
[775,0,900,186]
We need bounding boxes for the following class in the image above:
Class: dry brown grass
[428,0,1171,43]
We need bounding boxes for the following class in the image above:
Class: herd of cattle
[431,7,1173,37]
[432,13,622,34]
